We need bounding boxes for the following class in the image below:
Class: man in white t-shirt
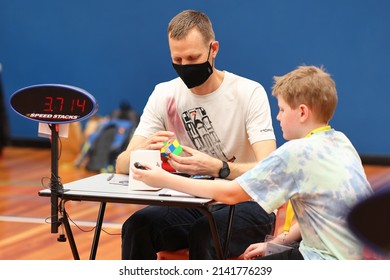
[116,10,277,259]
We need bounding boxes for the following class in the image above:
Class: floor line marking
[0,215,122,229]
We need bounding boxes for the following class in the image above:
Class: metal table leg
[89,202,106,260]
[61,207,80,260]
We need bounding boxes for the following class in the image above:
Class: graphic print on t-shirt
[181,107,234,161]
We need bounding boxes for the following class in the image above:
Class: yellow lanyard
[282,125,332,233]
[304,125,332,138]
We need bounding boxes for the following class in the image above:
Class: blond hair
[272,65,338,123]
[168,10,215,46]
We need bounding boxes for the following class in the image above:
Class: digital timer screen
[10,84,98,124]
[42,96,87,113]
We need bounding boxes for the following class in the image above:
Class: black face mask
[172,43,214,89]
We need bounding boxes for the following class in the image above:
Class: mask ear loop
[207,42,214,68]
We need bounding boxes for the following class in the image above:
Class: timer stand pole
[49,124,80,259]
[49,124,62,234]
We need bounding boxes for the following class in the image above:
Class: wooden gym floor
[0,146,389,260]
[0,146,145,260]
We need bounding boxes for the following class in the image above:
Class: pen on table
[106,173,114,181]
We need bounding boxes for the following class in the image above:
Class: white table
[38,173,235,260]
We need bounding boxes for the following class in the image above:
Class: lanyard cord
[304,125,332,138]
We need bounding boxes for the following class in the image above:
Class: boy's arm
[240,223,301,259]
[271,223,301,246]
[131,164,251,205]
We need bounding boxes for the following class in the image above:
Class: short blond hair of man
[168,10,215,46]
[272,65,338,123]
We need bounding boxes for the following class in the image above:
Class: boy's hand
[240,242,267,260]
[131,162,167,188]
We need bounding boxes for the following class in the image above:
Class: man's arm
[167,139,276,179]
[115,135,147,174]
[228,139,276,179]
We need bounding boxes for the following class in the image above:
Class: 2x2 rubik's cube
[160,139,183,159]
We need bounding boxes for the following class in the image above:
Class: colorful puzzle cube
[161,139,183,159]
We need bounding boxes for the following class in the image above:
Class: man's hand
[116,131,174,174]
[135,131,175,151]
[167,145,221,177]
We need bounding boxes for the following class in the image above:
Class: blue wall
[1,0,389,156]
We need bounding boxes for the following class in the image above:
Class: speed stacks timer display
[10,84,98,123]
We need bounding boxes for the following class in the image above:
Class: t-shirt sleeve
[133,84,167,138]
[235,150,294,214]
[245,84,275,144]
